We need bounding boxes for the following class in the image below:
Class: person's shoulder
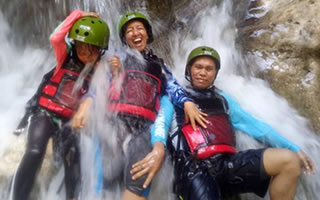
[147,49,165,62]
[214,87,228,98]
[214,88,238,105]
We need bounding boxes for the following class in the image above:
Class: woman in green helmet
[73,11,207,200]
[10,10,109,200]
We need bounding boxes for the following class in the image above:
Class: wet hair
[72,41,105,64]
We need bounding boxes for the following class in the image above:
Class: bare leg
[122,189,147,200]
[263,148,301,200]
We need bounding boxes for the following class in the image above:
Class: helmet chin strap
[99,49,106,57]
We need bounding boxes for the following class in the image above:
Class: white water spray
[1,0,320,200]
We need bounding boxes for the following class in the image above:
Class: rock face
[0,136,57,199]
[239,0,320,133]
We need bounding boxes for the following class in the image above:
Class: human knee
[25,145,46,159]
[281,150,301,176]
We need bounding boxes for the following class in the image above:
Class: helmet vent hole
[202,48,206,51]
[99,20,102,24]
[82,19,86,21]
[75,29,79,34]
[91,21,95,24]
[84,32,89,36]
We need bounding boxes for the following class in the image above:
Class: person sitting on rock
[167,46,316,200]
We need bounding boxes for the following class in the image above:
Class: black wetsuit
[11,53,90,200]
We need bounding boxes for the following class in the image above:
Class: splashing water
[1,0,320,200]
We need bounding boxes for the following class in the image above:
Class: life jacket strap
[108,103,157,121]
[39,96,73,118]
[194,144,236,159]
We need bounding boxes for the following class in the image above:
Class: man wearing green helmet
[72,11,206,200]
[167,46,316,200]
[11,10,110,200]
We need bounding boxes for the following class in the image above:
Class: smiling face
[75,41,100,64]
[190,56,217,89]
[124,20,148,52]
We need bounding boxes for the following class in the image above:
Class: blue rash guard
[172,87,300,153]
[162,63,193,108]
[150,63,190,147]
[218,90,300,152]
[150,95,174,147]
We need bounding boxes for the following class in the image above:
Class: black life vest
[108,52,164,122]
[38,57,91,118]
[181,86,236,159]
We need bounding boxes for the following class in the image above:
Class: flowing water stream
[0,0,320,199]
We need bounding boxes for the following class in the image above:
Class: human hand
[184,101,208,130]
[72,98,92,129]
[297,150,316,175]
[108,54,122,77]
[130,142,165,188]
[81,11,99,18]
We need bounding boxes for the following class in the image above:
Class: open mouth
[133,38,142,45]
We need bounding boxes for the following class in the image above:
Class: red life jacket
[108,53,163,122]
[181,87,236,159]
[38,59,90,118]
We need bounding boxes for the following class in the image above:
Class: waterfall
[1,0,319,199]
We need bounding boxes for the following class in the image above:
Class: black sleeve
[14,67,56,134]
[160,72,168,97]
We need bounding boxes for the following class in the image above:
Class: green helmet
[118,12,153,44]
[69,16,110,49]
[185,46,221,81]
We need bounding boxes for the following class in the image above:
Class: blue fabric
[217,90,301,152]
[151,95,174,147]
[141,185,151,198]
[149,63,191,146]
[163,63,193,109]
[94,136,104,197]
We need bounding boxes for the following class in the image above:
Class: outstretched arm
[130,95,174,188]
[221,91,316,173]
[219,91,300,151]
[163,63,207,129]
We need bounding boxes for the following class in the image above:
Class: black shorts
[175,148,270,199]
[216,148,271,198]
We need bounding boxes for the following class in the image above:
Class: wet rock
[148,0,221,66]
[0,135,57,198]
[239,0,320,133]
